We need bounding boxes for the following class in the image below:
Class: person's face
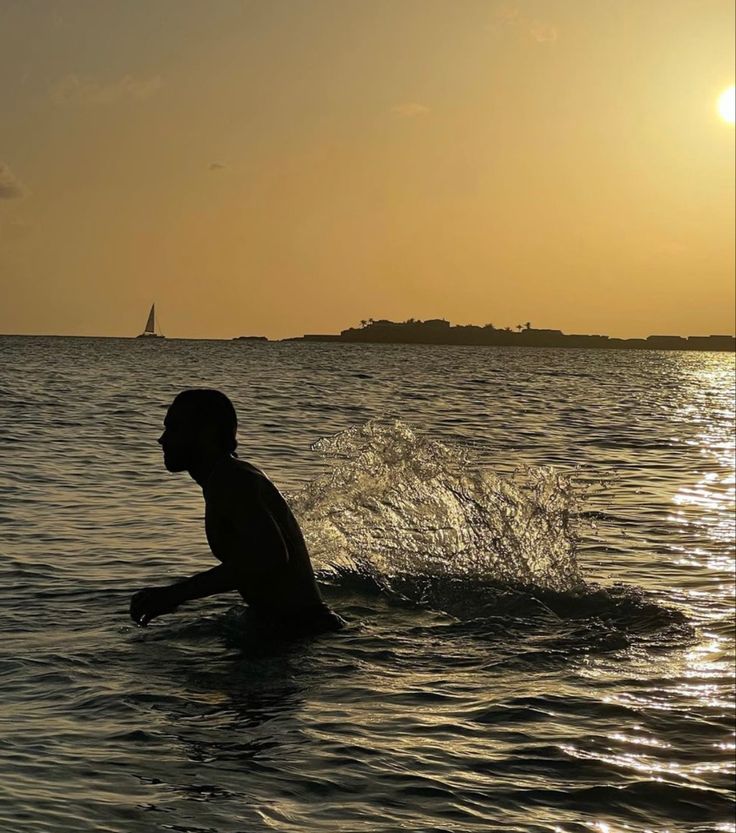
[158,405,197,472]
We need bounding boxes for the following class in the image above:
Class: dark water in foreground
[1,336,734,833]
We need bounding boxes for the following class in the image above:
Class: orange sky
[0,0,734,339]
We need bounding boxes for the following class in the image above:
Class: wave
[290,420,688,638]
[292,419,584,590]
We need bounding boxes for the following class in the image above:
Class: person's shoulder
[207,457,267,504]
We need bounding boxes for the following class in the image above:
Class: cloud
[391,102,431,118]
[208,162,227,171]
[491,5,559,43]
[50,73,163,106]
[495,5,522,24]
[0,163,25,199]
[529,20,558,43]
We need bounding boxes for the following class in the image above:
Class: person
[130,389,345,639]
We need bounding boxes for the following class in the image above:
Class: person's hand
[130,586,180,626]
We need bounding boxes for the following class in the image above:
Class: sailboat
[136,303,165,338]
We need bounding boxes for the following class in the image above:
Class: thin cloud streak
[391,102,431,118]
[49,73,164,106]
[491,5,559,43]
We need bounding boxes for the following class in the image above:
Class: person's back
[203,456,339,629]
[130,389,344,638]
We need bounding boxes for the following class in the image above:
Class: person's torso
[204,457,322,613]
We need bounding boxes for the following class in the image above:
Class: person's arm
[130,563,240,626]
[130,476,289,626]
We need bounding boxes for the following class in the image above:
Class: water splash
[290,420,584,592]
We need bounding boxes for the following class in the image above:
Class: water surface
[1,337,734,832]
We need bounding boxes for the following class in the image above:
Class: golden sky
[0,0,734,339]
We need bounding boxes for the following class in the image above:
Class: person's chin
[163,454,187,472]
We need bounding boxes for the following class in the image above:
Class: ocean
[1,336,734,833]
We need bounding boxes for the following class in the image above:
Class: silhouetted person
[130,389,345,638]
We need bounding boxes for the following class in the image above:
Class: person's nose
[158,433,165,446]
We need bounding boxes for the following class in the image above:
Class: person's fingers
[130,588,154,619]
[130,588,171,626]
[133,606,151,626]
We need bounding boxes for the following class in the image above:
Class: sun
[717,85,735,124]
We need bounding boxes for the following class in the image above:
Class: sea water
[0,336,733,833]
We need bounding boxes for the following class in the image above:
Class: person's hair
[170,389,238,455]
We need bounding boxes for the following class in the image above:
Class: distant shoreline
[3,322,735,352]
[288,319,736,352]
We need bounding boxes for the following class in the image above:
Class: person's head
[158,389,238,472]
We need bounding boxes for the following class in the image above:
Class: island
[288,319,735,352]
